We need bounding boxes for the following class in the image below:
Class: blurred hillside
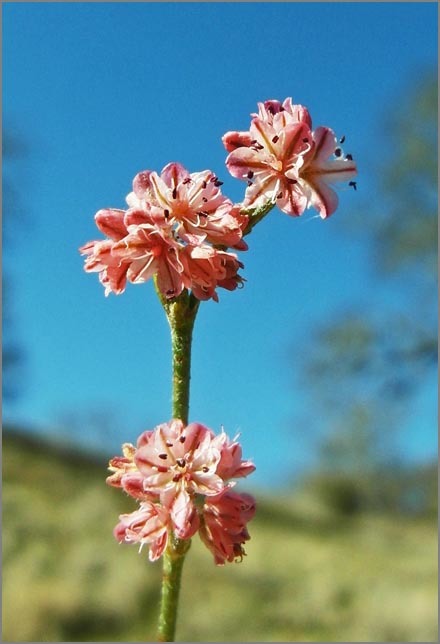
[3,428,437,642]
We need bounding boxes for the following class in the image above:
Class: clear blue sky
[3,2,437,488]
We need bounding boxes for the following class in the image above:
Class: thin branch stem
[155,285,199,642]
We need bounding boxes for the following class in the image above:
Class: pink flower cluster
[80,163,248,301]
[223,97,357,218]
[108,419,256,565]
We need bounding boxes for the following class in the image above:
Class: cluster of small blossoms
[80,163,248,301]
[107,419,256,565]
[223,97,357,218]
[80,98,357,301]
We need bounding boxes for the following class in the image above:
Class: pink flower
[199,490,256,565]
[108,420,256,560]
[80,168,246,301]
[213,431,256,480]
[135,420,225,499]
[293,126,357,218]
[225,117,312,216]
[181,245,244,302]
[114,501,170,561]
[127,162,247,249]
[224,97,357,218]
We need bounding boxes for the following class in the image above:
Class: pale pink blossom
[181,244,244,302]
[108,420,256,559]
[114,501,170,561]
[251,97,312,131]
[80,170,245,301]
[199,490,256,565]
[127,162,247,248]
[225,117,312,216]
[213,431,256,480]
[293,126,357,218]
[135,420,225,499]
[224,97,357,218]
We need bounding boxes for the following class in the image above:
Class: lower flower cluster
[107,419,256,565]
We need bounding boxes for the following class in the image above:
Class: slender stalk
[155,285,200,642]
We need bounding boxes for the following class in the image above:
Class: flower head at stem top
[223,97,357,218]
[79,163,247,302]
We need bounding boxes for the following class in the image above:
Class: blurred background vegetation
[2,74,437,641]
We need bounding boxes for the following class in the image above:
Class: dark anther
[272,135,279,143]
[276,192,283,199]
[166,441,173,447]
[302,137,309,143]
[210,175,218,183]
[183,177,191,184]
[172,474,181,482]
[202,181,207,189]
[202,466,209,473]
[179,435,186,443]
[157,466,168,473]
[287,178,297,184]
[214,180,223,187]
[247,180,253,187]
[164,209,170,218]
[176,458,186,468]
[334,148,342,157]
[349,181,357,191]
[346,154,353,161]
[247,170,254,179]
[158,453,168,460]
[198,211,208,218]
[166,289,175,296]
[202,197,208,202]
[172,187,177,199]
[340,135,346,144]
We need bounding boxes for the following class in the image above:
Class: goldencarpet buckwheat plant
[80,98,357,642]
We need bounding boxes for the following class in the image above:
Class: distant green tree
[2,128,28,400]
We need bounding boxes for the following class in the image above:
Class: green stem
[155,285,200,642]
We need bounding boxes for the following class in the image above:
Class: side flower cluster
[223,97,357,218]
[80,163,248,301]
[107,419,256,565]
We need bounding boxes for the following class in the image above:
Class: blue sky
[3,2,437,488]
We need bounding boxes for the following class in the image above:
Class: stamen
[202,466,209,473]
[349,181,357,191]
[345,154,353,161]
[158,453,168,460]
[172,188,177,199]
[287,178,297,184]
[247,180,253,187]
[334,148,342,157]
[214,179,223,187]
[302,137,309,143]
[202,197,208,202]
[164,209,170,218]
[340,135,346,144]
[166,441,173,447]
[247,171,254,179]
[272,135,279,143]
[202,181,207,189]
[183,177,191,184]
[176,458,186,468]
[179,435,186,443]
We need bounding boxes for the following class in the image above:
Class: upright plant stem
[155,285,200,642]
